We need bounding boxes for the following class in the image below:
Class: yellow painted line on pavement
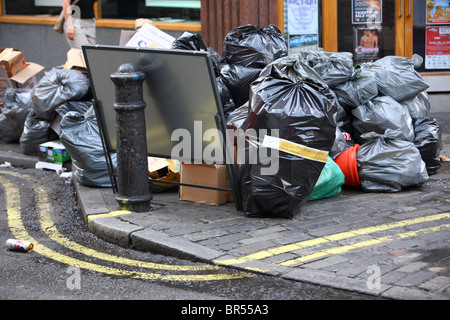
[278,223,450,266]
[0,173,248,281]
[214,212,450,266]
[3,171,218,271]
[86,211,132,230]
[33,178,219,272]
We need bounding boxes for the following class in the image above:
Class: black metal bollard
[110,63,152,212]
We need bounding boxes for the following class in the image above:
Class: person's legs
[64,18,96,49]
[81,19,96,45]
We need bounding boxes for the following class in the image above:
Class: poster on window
[352,0,383,25]
[287,0,319,53]
[426,0,450,24]
[354,27,382,63]
[425,26,450,69]
[289,34,319,54]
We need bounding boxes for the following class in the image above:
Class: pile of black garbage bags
[0,67,115,187]
[174,24,442,219]
[0,24,443,220]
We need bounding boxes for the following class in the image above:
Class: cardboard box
[179,163,233,206]
[125,22,175,49]
[0,48,26,77]
[10,62,44,88]
[0,62,44,106]
[39,141,71,165]
[64,48,87,74]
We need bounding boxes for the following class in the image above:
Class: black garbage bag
[240,56,337,219]
[60,106,117,187]
[55,99,94,118]
[216,77,236,117]
[220,64,262,109]
[400,91,430,120]
[226,102,250,130]
[32,69,90,121]
[172,31,209,51]
[362,56,429,102]
[330,126,354,160]
[19,110,52,155]
[0,89,33,143]
[352,96,414,144]
[333,68,378,110]
[329,88,353,133]
[223,24,288,68]
[299,51,354,87]
[172,31,222,76]
[413,117,442,175]
[356,129,429,193]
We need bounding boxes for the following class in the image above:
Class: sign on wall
[287,0,319,54]
[426,1,450,69]
[425,26,450,69]
[352,0,382,25]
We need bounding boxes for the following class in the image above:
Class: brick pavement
[77,157,450,300]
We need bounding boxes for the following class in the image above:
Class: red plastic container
[334,144,361,188]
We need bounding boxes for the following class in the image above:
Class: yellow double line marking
[0,172,249,281]
[215,212,450,267]
[3,170,449,278]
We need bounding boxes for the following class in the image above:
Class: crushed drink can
[5,239,34,252]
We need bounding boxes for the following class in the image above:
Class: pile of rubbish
[0,23,443,220]
[174,24,442,218]
[0,65,114,187]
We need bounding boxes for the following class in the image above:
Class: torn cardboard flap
[10,62,44,84]
[64,48,87,71]
[1,62,43,105]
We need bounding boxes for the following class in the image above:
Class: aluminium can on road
[6,239,34,252]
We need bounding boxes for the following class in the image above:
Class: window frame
[0,1,201,32]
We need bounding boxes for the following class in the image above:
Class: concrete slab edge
[0,150,37,168]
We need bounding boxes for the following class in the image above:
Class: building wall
[201,0,280,55]
[0,23,184,77]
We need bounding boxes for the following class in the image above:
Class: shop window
[338,0,395,64]
[100,0,200,21]
[413,0,450,72]
[3,0,201,23]
[4,0,61,15]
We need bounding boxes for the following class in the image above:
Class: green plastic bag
[309,156,345,200]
